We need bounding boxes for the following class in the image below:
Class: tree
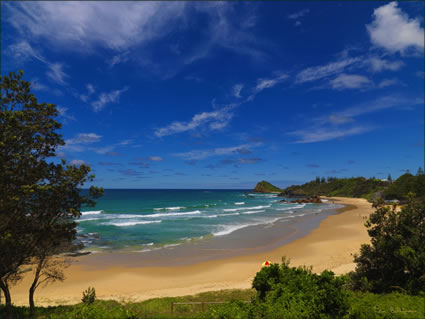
[417,166,424,176]
[387,174,392,183]
[0,71,103,314]
[352,196,425,294]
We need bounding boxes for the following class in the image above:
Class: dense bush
[352,197,425,294]
[383,173,425,200]
[281,177,387,199]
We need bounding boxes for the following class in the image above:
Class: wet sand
[10,197,373,306]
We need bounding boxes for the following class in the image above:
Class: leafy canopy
[0,71,102,305]
[352,196,425,294]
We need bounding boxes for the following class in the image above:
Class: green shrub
[82,286,97,304]
[250,257,349,318]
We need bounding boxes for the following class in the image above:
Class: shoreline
[10,197,373,306]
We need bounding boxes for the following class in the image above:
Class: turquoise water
[77,189,336,252]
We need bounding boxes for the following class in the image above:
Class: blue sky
[2,1,424,189]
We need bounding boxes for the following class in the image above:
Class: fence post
[171,302,174,314]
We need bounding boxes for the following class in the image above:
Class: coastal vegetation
[0,71,103,317]
[277,172,425,201]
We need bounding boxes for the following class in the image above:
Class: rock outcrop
[280,195,322,204]
[253,180,281,193]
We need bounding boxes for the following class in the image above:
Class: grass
[1,289,424,318]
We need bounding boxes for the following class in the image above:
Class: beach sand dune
[10,197,373,306]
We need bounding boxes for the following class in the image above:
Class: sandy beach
[10,197,373,306]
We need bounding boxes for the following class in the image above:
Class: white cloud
[154,107,234,137]
[367,2,424,54]
[255,74,289,92]
[148,156,163,161]
[56,106,75,121]
[66,133,102,145]
[108,51,130,68]
[287,9,310,20]
[366,56,404,72]
[330,74,373,90]
[289,126,373,144]
[91,87,128,112]
[174,142,263,160]
[7,41,70,87]
[6,41,47,63]
[290,95,422,143]
[46,63,68,85]
[5,2,187,52]
[70,159,86,166]
[327,115,354,125]
[295,57,360,84]
[232,84,244,98]
[80,84,95,102]
[378,78,399,88]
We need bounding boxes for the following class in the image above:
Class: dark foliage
[351,197,425,294]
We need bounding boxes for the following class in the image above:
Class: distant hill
[253,181,281,193]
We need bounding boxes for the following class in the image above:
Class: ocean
[77,189,342,257]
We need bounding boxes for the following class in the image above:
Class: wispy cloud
[367,2,424,54]
[289,126,373,144]
[66,133,102,145]
[329,74,373,90]
[148,156,163,161]
[56,106,75,122]
[287,9,310,27]
[80,83,95,102]
[154,107,234,137]
[46,63,68,85]
[6,40,47,63]
[91,87,128,112]
[365,56,404,72]
[232,84,244,98]
[238,157,263,164]
[289,95,422,143]
[6,41,69,87]
[287,9,310,20]
[295,57,360,84]
[174,142,263,160]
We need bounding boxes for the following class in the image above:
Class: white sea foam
[223,205,271,212]
[221,212,240,216]
[81,210,103,215]
[241,210,265,215]
[164,244,180,248]
[234,202,245,205]
[276,207,294,211]
[143,242,154,246]
[78,217,102,222]
[103,220,162,227]
[154,206,186,211]
[213,217,281,237]
[113,211,202,219]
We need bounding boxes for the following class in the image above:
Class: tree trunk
[29,257,44,319]
[0,278,11,307]
[29,285,36,318]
